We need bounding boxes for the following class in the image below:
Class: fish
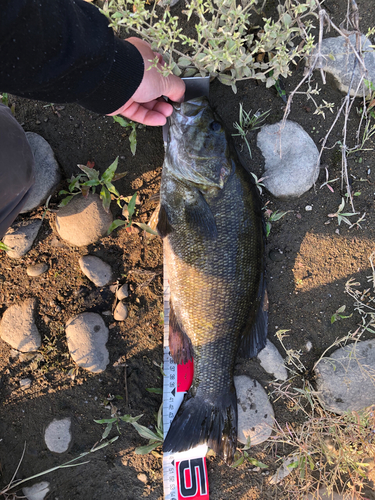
[158,96,268,464]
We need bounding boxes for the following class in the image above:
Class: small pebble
[27,263,49,277]
[137,473,148,484]
[305,205,313,211]
[20,378,32,390]
[116,283,129,300]
[305,340,313,352]
[114,302,128,321]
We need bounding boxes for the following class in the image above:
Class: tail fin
[163,388,237,464]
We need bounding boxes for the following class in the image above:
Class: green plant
[0,92,8,106]
[232,104,270,157]
[0,241,10,252]
[264,209,291,237]
[327,198,360,227]
[112,115,139,155]
[94,403,164,454]
[331,305,353,324]
[102,0,317,92]
[59,157,127,212]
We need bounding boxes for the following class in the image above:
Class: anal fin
[169,300,193,365]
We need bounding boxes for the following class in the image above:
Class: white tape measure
[163,252,210,500]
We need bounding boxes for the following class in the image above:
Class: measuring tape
[163,252,210,500]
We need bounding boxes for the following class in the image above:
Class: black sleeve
[0,0,144,114]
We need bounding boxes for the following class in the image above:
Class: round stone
[114,302,128,321]
[55,193,112,246]
[27,263,49,277]
[44,418,72,453]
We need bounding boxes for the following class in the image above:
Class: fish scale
[159,96,267,464]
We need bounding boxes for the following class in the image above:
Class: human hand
[109,37,185,126]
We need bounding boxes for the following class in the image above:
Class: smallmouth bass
[158,96,267,464]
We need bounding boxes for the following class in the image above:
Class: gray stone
[4,219,42,258]
[55,193,112,247]
[305,489,350,500]
[257,340,288,381]
[20,378,32,390]
[66,312,109,372]
[44,418,72,453]
[257,120,320,198]
[21,132,61,213]
[0,298,41,352]
[23,481,50,500]
[113,301,128,321]
[116,283,129,300]
[315,339,375,414]
[269,456,298,485]
[308,34,375,96]
[27,263,49,277]
[234,375,274,446]
[79,255,112,287]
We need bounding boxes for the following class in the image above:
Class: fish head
[166,96,232,191]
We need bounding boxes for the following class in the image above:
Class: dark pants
[0,104,35,239]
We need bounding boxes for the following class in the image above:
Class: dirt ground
[1,1,375,499]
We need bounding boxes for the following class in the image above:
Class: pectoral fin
[184,189,218,240]
[157,204,174,238]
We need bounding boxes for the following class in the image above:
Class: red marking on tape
[176,458,209,499]
[177,358,194,392]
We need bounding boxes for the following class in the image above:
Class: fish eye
[210,121,221,132]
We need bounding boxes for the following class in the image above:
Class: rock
[22,481,50,500]
[257,121,320,198]
[79,255,112,287]
[21,132,61,213]
[20,378,32,390]
[305,489,351,500]
[234,375,274,446]
[65,312,109,372]
[44,418,72,453]
[315,339,375,414]
[308,34,375,96]
[0,298,41,352]
[27,263,49,277]
[114,302,128,321]
[257,340,288,381]
[116,283,129,300]
[55,193,112,246]
[137,473,148,484]
[3,219,42,258]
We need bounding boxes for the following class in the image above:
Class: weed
[59,157,127,212]
[331,305,353,324]
[112,115,140,155]
[327,198,360,227]
[232,105,270,157]
[231,448,268,469]
[0,241,10,252]
[94,403,163,454]
[264,209,291,237]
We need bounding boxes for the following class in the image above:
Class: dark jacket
[0,0,144,114]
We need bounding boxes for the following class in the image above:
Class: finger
[160,71,186,103]
[119,101,168,126]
